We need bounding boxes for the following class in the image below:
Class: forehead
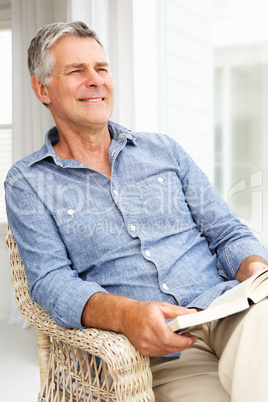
[50,35,107,65]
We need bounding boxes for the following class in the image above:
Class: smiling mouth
[79,98,104,102]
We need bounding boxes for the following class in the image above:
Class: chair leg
[37,331,51,390]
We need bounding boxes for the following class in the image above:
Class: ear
[31,76,51,105]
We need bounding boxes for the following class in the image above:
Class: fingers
[138,331,197,357]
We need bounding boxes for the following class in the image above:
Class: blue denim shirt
[5,121,268,329]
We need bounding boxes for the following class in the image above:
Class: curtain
[10,0,118,325]
[11,0,64,164]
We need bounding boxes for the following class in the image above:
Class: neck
[53,125,112,179]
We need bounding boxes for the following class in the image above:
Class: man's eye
[71,70,81,74]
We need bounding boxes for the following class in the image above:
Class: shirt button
[113,189,118,196]
[158,177,164,183]
[145,250,151,257]
[67,209,74,216]
[130,224,136,231]
[162,283,168,290]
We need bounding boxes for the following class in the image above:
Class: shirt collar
[28,121,136,167]
[108,120,136,144]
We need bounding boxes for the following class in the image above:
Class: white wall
[159,0,214,180]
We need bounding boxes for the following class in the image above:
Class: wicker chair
[5,225,155,401]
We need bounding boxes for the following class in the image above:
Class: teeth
[80,98,102,102]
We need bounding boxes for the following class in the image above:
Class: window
[0,3,12,223]
[156,0,268,245]
[213,0,268,246]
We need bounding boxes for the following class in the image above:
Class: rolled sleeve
[32,269,108,328]
[219,239,268,279]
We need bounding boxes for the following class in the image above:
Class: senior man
[5,21,268,401]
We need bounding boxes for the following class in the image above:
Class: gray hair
[27,21,103,85]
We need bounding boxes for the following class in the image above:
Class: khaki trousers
[151,299,268,401]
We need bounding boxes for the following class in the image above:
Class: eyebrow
[63,61,110,73]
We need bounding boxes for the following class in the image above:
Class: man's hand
[81,293,197,357]
[235,255,268,282]
[121,301,197,356]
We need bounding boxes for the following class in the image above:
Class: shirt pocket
[136,171,195,234]
[52,199,114,269]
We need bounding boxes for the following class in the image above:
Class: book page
[248,271,268,302]
[209,269,268,308]
[209,280,250,309]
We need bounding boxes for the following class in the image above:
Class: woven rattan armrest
[6,225,154,401]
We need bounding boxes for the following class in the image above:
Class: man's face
[43,35,114,132]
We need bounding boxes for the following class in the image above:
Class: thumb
[159,303,197,319]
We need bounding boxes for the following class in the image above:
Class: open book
[168,269,268,333]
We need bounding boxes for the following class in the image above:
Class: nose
[85,69,104,87]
